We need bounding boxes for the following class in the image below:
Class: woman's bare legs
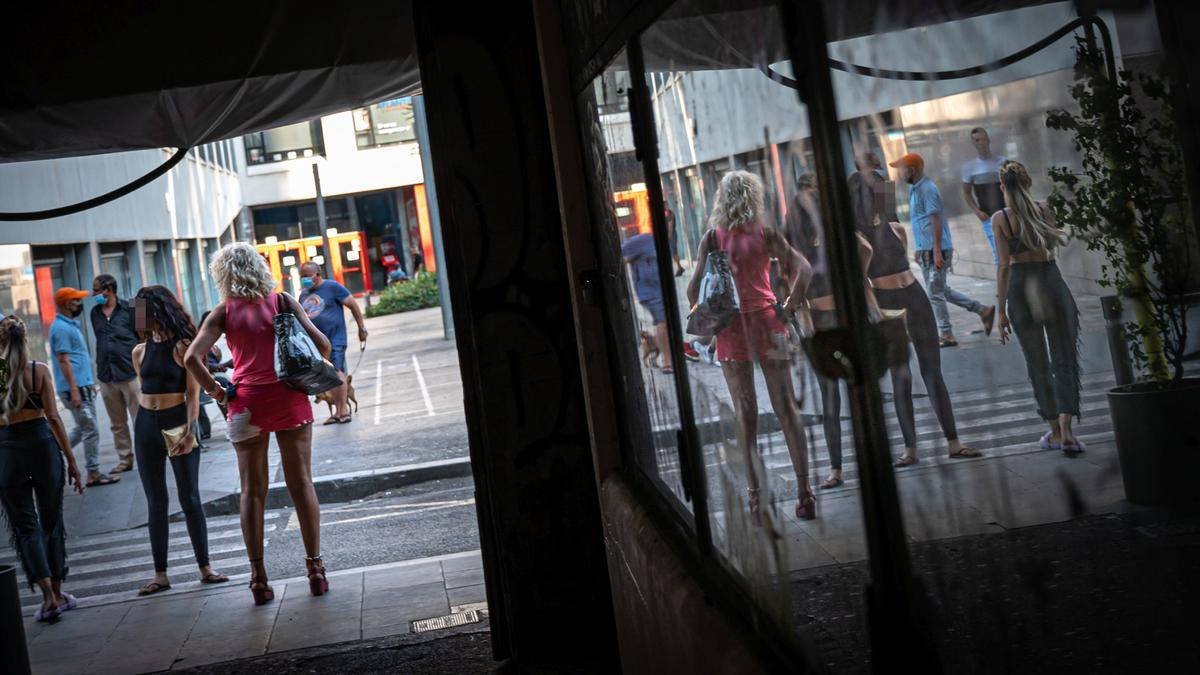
[762,359,814,507]
[1057,413,1078,448]
[276,424,321,559]
[721,361,759,493]
[233,433,271,580]
[35,577,56,615]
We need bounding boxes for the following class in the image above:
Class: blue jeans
[59,387,100,473]
[981,218,999,267]
[918,251,985,335]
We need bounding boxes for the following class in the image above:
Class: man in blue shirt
[621,231,673,373]
[890,153,994,346]
[50,287,118,486]
[299,262,368,424]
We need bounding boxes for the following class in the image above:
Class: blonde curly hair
[710,170,764,230]
[210,242,276,300]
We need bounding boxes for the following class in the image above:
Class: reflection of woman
[993,161,1083,453]
[0,316,84,622]
[688,171,817,520]
[186,243,331,606]
[131,286,227,596]
[850,153,980,465]
[784,176,880,489]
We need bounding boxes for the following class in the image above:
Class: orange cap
[54,287,89,306]
[888,152,924,172]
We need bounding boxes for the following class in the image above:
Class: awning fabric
[0,0,420,162]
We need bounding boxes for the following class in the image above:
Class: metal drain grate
[411,609,483,634]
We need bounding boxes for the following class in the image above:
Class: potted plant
[1046,36,1199,505]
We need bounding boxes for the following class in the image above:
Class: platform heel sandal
[248,558,274,606]
[306,555,329,596]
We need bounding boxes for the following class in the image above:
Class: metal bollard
[1101,295,1134,387]
[0,565,31,675]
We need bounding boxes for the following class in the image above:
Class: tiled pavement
[21,550,486,674]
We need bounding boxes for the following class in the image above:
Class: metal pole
[312,163,334,279]
[413,95,456,340]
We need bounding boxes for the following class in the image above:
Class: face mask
[300,277,315,289]
[68,305,83,318]
[94,294,106,304]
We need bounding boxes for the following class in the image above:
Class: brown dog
[314,374,358,418]
[639,330,660,369]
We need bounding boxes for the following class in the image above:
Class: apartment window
[243,120,326,165]
[353,98,417,149]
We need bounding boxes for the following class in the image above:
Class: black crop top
[21,361,44,410]
[140,338,188,394]
[848,171,910,278]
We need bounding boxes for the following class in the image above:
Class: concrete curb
[190,457,474,519]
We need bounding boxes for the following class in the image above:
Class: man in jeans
[889,153,994,346]
[91,274,139,473]
[50,287,119,486]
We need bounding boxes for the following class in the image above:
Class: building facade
[239,96,435,297]
[0,142,242,359]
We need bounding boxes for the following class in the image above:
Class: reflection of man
[890,153,994,346]
[299,262,368,424]
[621,230,673,373]
[960,127,1006,266]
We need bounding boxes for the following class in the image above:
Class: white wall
[0,149,242,245]
[239,110,424,207]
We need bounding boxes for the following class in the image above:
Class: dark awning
[0,0,420,162]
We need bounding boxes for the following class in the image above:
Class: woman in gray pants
[993,161,1083,454]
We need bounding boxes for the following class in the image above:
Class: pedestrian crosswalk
[1,512,284,612]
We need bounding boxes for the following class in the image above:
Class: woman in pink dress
[184,243,331,605]
[687,170,818,520]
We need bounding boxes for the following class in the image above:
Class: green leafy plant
[1046,36,1194,386]
[365,274,440,317]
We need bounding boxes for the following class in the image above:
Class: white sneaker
[692,339,715,365]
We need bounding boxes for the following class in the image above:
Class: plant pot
[1107,377,1200,505]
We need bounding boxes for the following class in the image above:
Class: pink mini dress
[224,293,313,442]
[712,224,790,362]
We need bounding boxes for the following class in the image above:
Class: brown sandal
[201,572,229,584]
[894,454,919,467]
[819,476,844,489]
[138,581,171,596]
[949,446,982,459]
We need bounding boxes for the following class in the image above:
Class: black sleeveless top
[849,171,910,278]
[140,338,187,394]
[21,361,44,410]
[784,194,832,299]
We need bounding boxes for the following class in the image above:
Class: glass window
[99,243,133,298]
[243,120,326,165]
[0,245,44,358]
[354,97,417,149]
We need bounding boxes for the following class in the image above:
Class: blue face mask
[93,294,106,304]
[300,277,315,289]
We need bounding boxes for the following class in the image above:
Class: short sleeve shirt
[620,233,662,305]
[961,154,1007,216]
[49,314,95,392]
[909,177,953,251]
[300,281,351,348]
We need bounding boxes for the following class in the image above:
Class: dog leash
[347,342,367,378]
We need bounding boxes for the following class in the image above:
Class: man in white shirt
[960,127,1006,267]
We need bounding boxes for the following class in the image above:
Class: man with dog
[299,262,368,424]
[621,230,673,374]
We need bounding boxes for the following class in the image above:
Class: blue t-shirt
[300,281,351,348]
[909,177,953,251]
[620,233,662,305]
[49,314,95,392]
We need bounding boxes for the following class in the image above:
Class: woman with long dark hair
[689,170,818,520]
[186,243,331,606]
[131,286,227,596]
[0,316,84,621]
[993,160,1083,453]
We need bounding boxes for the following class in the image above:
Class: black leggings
[1007,262,1081,419]
[873,283,959,446]
[811,309,844,470]
[135,405,209,572]
[0,419,67,586]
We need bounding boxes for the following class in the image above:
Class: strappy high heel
[306,555,329,596]
[795,485,817,521]
[248,558,274,606]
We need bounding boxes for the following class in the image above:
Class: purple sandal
[1062,438,1087,455]
[60,592,78,612]
[34,603,63,622]
[1039,431,1061,450]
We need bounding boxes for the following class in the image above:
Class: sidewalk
[21,550,487,675]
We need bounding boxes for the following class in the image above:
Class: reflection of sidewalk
[22,550,487,675]
[56,307,469,539]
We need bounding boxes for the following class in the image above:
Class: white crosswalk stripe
[4,512,284,611]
